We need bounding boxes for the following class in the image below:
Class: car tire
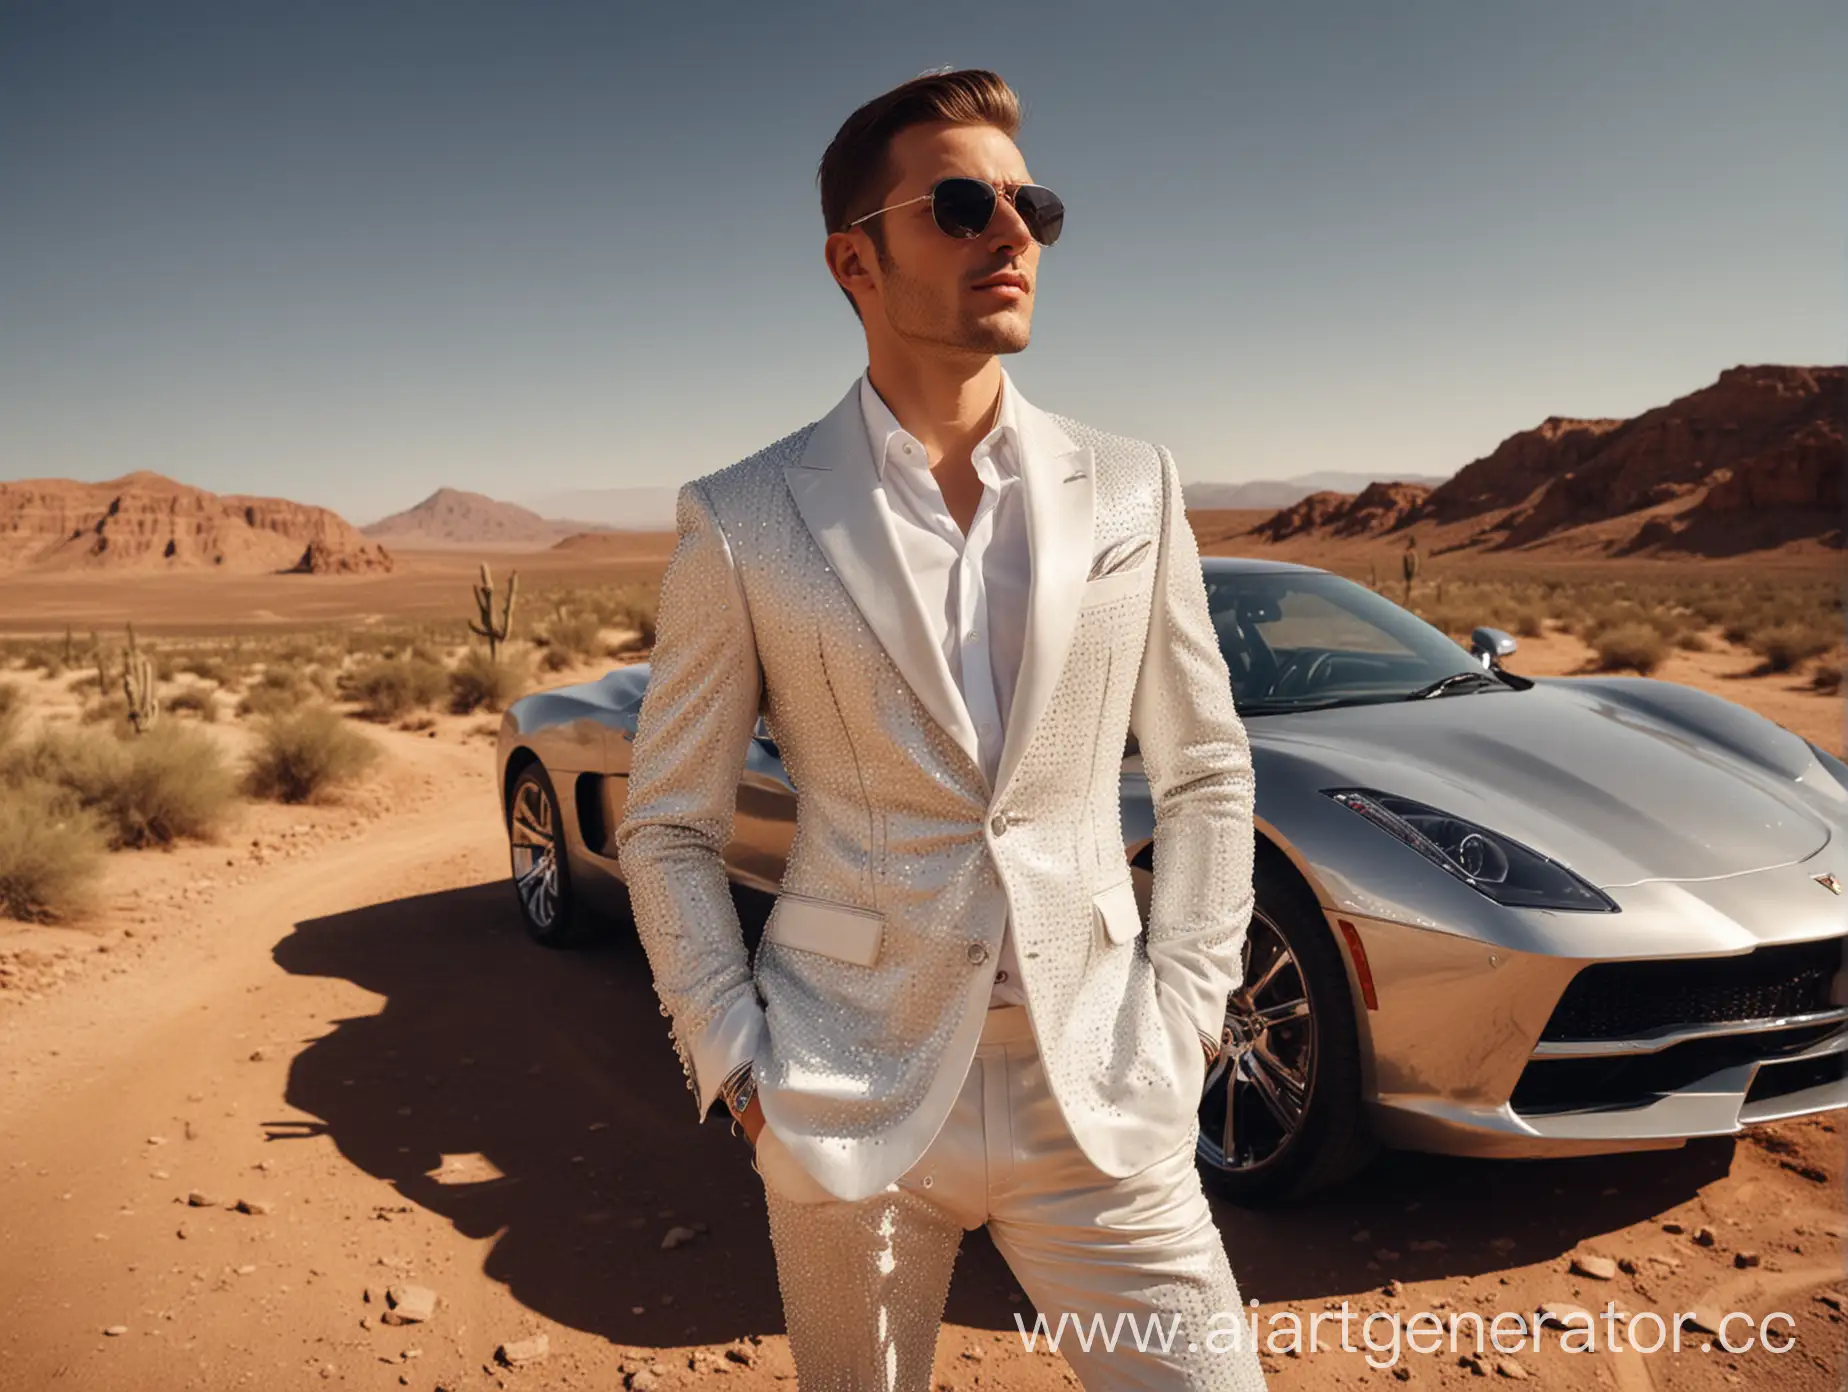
[506,762,594,948]
[1196,850,1376,1203]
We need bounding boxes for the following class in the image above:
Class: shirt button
[990,812,1009,836]
[965,629,979,642]
[966,941,989,964]
[996,970,1009,983]
[902,443,913,455]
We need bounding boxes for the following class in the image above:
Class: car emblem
[1817,873,1844,895]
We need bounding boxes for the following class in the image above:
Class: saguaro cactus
[1401,536,1421,603]
[121,622,160,735]
[469,563,519,660]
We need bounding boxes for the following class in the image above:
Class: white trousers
[752,1003,1270,1391]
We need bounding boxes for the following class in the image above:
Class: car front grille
[1540,937,1847,1043]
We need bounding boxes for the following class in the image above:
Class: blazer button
[966,941,989,964]
[989,812,1009,836]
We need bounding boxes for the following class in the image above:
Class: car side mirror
[1470,626,1518,669]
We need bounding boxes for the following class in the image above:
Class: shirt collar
[859,368,1023,484]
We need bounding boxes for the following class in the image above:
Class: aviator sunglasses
[848,176,1065,247]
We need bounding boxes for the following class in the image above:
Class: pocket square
[1087,534,1153,580]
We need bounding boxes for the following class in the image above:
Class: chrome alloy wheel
[509,776,561,930]
[1196,906,1316,1175]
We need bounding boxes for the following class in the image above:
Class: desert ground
[0,540,1843,1392]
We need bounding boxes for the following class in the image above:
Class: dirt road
[2,719,1843,1391]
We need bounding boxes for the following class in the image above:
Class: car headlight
[1324,788,1618,912]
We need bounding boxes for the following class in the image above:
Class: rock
[381,1285,437,1325]
[1662,1220,1685,1234]
[1816,1292,1845,1312]
[1734,1250,1761,1268]
[660,1225,699,1250]
[185,1190,218,1207]
[1496,1357,1529,1379]
[496,1334,549,1367]
[725,1344,755,1365]
[1536,1301,1591,1328]
[1570,1253,1617,1280]
[1680,1307,1726,1336]
[234,1199,272,1216]
[1693,1226,1716,1246]
[103,1325,128,1337]
[627,1372,659,1391]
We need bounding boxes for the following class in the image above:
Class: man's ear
[825,231,875,296]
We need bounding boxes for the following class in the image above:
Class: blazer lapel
[991,398,1093,807]
[782,379,987,781]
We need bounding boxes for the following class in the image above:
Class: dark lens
[1014,185,1064,246]
[931,178,995,238]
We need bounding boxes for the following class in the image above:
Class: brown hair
[817,68,1023,321]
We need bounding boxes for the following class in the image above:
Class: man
[614,67,1266,1390]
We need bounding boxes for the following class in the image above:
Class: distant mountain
[0,471,391,575]
[1184,471,1450,511]
[517,486,680,532]
[362,487,610,549]
[1246,365,1843,557]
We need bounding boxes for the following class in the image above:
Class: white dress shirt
[860,367,1032,1008]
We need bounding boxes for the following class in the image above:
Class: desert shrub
[166,683,220,722]
[8,725,237,849]
[177,652,240,687]
[450,645,531,715]
[1675,628,1711,652]
[244,705,380,803]
[1751,624,1833,674]
[0,778,108,922]
[537,611,603,670]
[1593,623,1668,676]
[0,682,22,748]
[344,656,447,720]
[237,669,313,718]
[1811,663,1843,695]
[1512,607,1545,638]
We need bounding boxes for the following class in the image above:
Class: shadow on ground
[273,881,1736,1346]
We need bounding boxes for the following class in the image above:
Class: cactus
[1367,562,1380,592]
[469,563,519,660]
[62,625,75,666]
[1401,536,1421,603]
[121,622,160,735]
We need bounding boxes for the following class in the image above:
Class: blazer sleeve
[613,477,770,1123]
[1127,444,1257,1054]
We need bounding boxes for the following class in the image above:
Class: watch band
[718,1059,756,1118]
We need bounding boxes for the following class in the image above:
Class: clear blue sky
[1,1,1840,524]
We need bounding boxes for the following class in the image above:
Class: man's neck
[865,356,1004,472]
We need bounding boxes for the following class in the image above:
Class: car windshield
[1204,569,1510,715]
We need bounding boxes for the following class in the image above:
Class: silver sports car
[496,558,1848,1202]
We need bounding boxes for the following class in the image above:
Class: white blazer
[614,375,1256,1202]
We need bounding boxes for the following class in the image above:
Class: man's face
[848,121,1040,356]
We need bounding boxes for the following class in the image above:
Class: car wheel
[507,763,591,948]
[1195,852,1375,1202]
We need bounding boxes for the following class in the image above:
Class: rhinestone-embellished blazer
[613,374,1256,1203]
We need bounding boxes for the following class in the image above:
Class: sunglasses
[848,176,1065,247]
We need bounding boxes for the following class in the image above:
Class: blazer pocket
[1092,876,1143,946]
[1080,560,1152,606]
[764,890,885,967]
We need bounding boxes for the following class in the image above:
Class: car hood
[1245,682,1833,887]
